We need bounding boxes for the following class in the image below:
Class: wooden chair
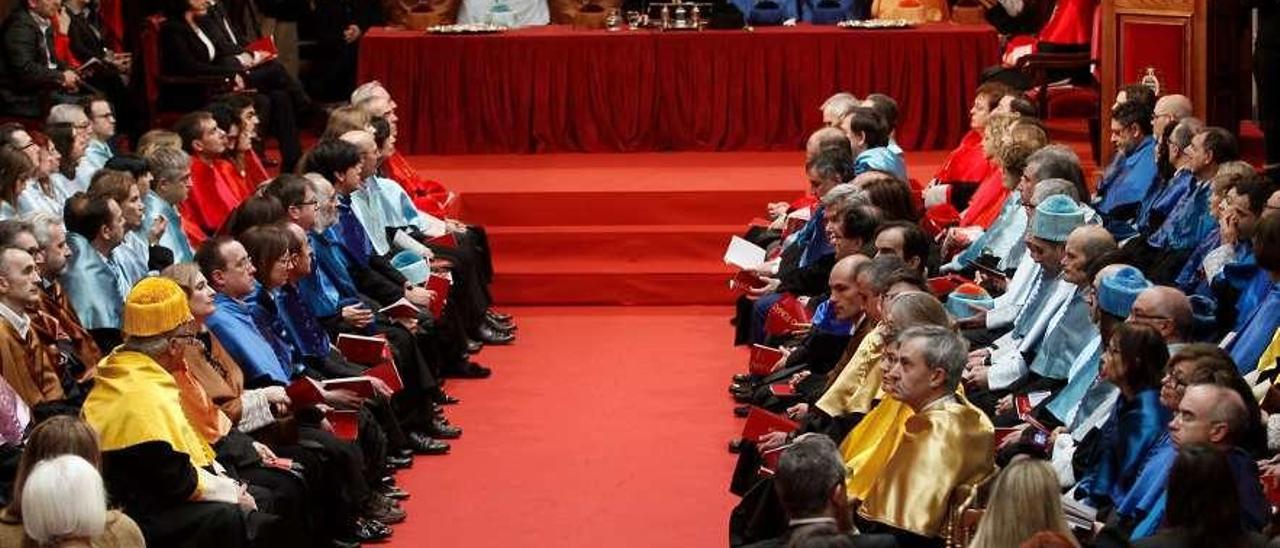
[1015,4,1103,163]
[943,468,998,548]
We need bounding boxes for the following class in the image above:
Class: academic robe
[988,274,1075,390]
[83,138,113,172]
[985,253,1041,330]
[857,394,995,538]
[1043,336,1103,426]
[1075,388,1169,509]
[1148,173,1214,250]
[957,165,1007,229]
[944,193,1026,272]
[1227,281,1280,375]
[840,397,912,501]
[381,151,450,218]
[16,177,74,218]
[370,176,448,238]
[1027,288,1096,381]
[931,129,998,211]
[206,291,294,387]
[1095,136,1158,240]
[816,326,887,416]
[1114,433,1176,539]
[35,279,102,378]
[171,351,235,444]
[185,332,246,426]
[0,312,64,406]
[1138,169,1193,237]
[1175,227,1220,294]
[61,232,126,331]
[144,191,197,263]
[185,156,247,235]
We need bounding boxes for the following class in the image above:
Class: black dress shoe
[728,383,752,396]
[394,448,413,459]
[407,432,451,455]
[733,405,751,418]
[362,497,406,525]
[428,419,462,439]
[434,391,461,405]
[485,314,516,332]
[732,373,752,384]
[729,438,744,453]
[477,324,514,345]
[385,455,412,469]
[379,475,397,487]
[346,518,391,543]
[446,362,491,379]
[486,310,513,323]
[465,339,484,354]
[378,484,410,500]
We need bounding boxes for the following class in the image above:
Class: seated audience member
[923,82,1007,229]
[856,174,918,223]
[61,191,129,350]
[199,235,296,387]
[207,94,269,190]
[990,225,1116,421]
[871,222,928,275]
[16,455,144,547]
[1095,100,1158,240]
[0,238,64,407]
[842,108,906,182]
[943,145,1085,274]
[1134,444,1270,548]
[0,416,144,547]
[1225,213,1280,373]
[969,458,1075,548]
[157,0,308,171]
[821,93,860,129]
[16,129,71,218]
[145,145,202,258]
[87,169,165,282]
[78,95,115,172]
[1206,176,1280,332]
[174,111,247,235]
[964,195,1085,397]
[0,0,84,117]
[135,129,183,158]
[0,147,32,220]
[46,104,96,192]
[26,212,101,390]
[1136,116,1202,236]
[1152,94,1193,137]
[1175,161,1256,296]
[1073,323,1169,512]
[82,277,255,547]
[968,117,1048,232]
[742,435,893,548]
[861,94,903,156]
[855,326,995,546]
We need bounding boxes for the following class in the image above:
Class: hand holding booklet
[747,344,785,376]
[335,333,390,366]
[724,236,767,270]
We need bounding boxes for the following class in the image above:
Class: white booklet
[724,236,767,270]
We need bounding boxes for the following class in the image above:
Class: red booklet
[285,377,325,409]
[367,361,403,393]
[244,35,279,56]
[1015,391,1051,432]
[379,298,420,320]
[729,270,766,295]
[763,295,810,337]
[336,333,389,366]
[768,383,796,397]
[741,407,799,441]
[426,274,450,317]
[329,410,359,441]
[748,345,785,376]
[429,233,457,249]
[322,377,378,400]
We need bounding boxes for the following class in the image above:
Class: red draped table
[357,24,998,154]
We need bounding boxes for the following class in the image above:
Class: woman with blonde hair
[135,130,183,159]
[969,458,1077,548]
[321,106,373,140]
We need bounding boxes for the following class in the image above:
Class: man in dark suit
[740,434,897,548]
[0,0,82,117]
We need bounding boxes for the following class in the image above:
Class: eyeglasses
[170,334,204,348]
[294,200,319,208]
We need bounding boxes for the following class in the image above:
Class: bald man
[1153,94,1193,137]
[807,127,853,160]
[1128,286,1193,351]
[732,255,875,404]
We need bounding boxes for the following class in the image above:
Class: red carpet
[386,306,743,547]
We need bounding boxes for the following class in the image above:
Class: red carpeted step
[486,224,745,263]
[461,189,796,227]
[492,256,737,305]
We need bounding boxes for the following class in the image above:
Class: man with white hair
[351,81,456,219]
[820,93,859,128]
[46,103,96,190]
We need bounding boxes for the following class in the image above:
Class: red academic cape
[384,152,452,218]
[958,167,1008,229]
[932,129,997,187]
[185,157,248,235]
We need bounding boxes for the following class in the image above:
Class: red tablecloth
[357,24,998,154]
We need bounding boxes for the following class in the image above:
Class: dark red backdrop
[357,24,998,154]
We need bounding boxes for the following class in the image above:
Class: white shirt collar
[0,301,31,339]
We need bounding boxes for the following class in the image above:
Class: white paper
[724,236,767,270]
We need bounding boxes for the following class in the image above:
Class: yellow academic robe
[816,326,886,417]
[841,397,913,501]
[858,393,995,538]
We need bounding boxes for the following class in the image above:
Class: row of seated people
[723,85,1280,548]
[0,78,517,546]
